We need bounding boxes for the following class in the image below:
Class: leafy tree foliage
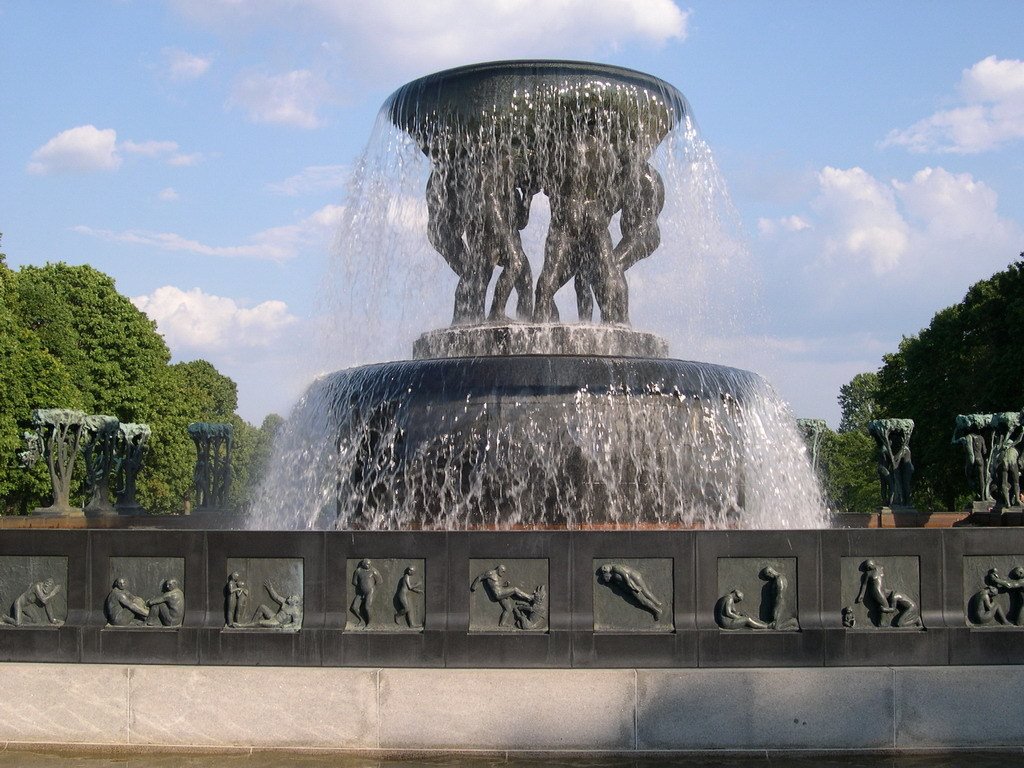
[838,372,880,433]
[875,257,1024,510]
[818,428,879,514]
[8,263,169,420]
[814,370,884,514]
[0,248,281,515]
[0,249,83,512]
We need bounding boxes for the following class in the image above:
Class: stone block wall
[1,527,1023,667]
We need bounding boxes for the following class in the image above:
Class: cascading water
[249,60,830,531]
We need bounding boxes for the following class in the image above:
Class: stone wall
[1,528,1024,666]
[1,664,1024,753]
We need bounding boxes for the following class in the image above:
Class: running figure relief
[394,566,423,629]
[346,559,426,632]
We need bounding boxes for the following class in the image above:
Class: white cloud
[812,166,910,275]
[757,164,1023,343]
[132,285,316,422]
[27,125,121,174]
[122,139,197,166]
[157,187,180,202]
[757,215,811,236]
[27,126,199,173]
[168,152,203,166]
[229,69,331,128]
[74,203,344,262]
[171,0,688,81]
[132,286,298,353]
[266,164,348,195]
[882,56,1024,154]
[162,47,212,81]
[122,139,180,157]
[893,166,1017,243]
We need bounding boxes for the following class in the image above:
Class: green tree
[0,252,268,516]
[819,429,879,514]
[0,250,83,512]
[838,372,880,433]
[139,359,242,514]
[9,263,169,420]
[230,413,283,512]
[876,257,1024,510]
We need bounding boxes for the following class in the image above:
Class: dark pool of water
[0,753,1019,768]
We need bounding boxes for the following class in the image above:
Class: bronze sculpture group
[868,419,915,508]
[852,559,921,628]
[347,559,424,630]
[15,554,1024,633]
[953,411,1023,508]
[188,422,233,510]
[391,64,680,330]
[968,566,1024,626]
[18,409,150,517]
[425,139,665,327]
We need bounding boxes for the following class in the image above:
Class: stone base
[993,505,1024,526]
[31,505,83,518]
[84,505,118,518]
[114,503,147,516]
[413,323,670,359]
[2,663,1024,753]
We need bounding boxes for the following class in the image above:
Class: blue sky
[2,1,1022,425]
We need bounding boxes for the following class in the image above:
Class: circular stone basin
[321,355,765,529]
[386,59,689,147]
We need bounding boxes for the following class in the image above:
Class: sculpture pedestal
[993,504,1024,526]
[413,323,670,360]
[878,505,917,514]
[115,502,148,516]
[85,503,118,518]
[31,504,83,518]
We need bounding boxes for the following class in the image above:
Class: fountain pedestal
[414,323,670,359]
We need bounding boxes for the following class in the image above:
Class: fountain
[252,60,828,531]
[2,60,1022,759]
